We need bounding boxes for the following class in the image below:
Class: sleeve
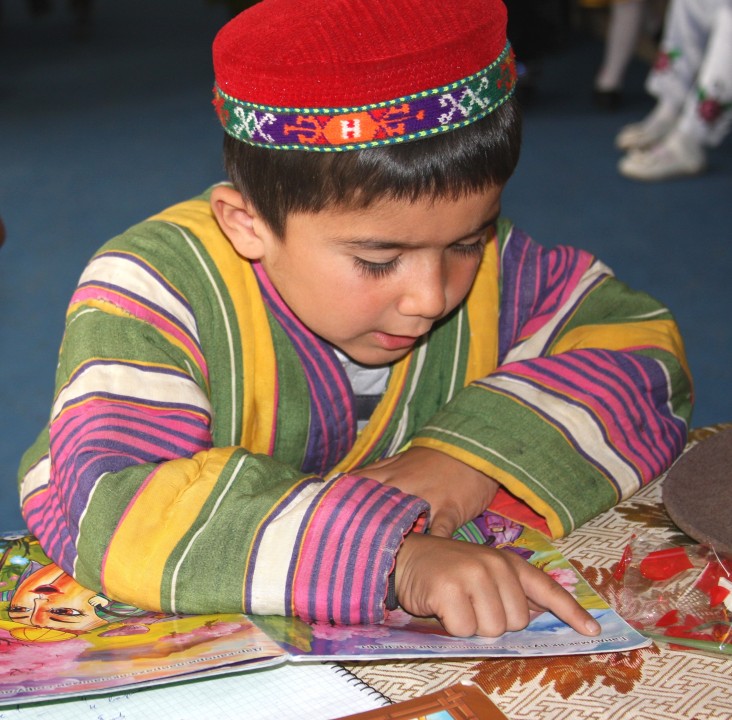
[411,224,693,538]
[18,245,427,624]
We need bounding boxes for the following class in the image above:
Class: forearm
[23,357,426,620]
[24,426,427,621]
[412,345,690,537]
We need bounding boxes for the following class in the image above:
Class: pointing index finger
[518,559,602,636]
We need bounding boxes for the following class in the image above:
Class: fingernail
[586,619,601,635]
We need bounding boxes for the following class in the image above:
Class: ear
[210,184,267,260]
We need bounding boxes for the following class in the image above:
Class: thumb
[429,511,460,538]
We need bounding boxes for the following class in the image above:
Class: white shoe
[615,103,678,151]
[618,132,706,181]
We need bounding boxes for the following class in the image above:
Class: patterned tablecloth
[343,425,732,720]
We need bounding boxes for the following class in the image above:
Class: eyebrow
[334,212,500,250]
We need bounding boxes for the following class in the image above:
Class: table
[344,424,732,720]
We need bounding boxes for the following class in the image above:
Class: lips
[372,332,422,351]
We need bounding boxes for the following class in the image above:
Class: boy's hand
[395,533,602,638]
[359,447,499,537]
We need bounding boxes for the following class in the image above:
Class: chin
[351,347,410,367]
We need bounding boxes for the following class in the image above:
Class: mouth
[372,332,423,351]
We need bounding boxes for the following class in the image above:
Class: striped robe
[18,188,692,623]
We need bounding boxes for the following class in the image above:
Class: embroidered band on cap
[213,43,517,152]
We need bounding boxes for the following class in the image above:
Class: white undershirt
[333,348,390,430]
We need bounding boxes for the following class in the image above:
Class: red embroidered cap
[212,0,516,151]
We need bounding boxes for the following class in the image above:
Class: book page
[253,511,650,660]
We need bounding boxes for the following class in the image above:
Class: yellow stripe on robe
[148,199,277,454]
[552,319,691,381]
[464,235,500,383]
[102,448,239,609]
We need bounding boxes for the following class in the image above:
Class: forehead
[15,563,64,590]
[283,188,502,242]
[14,563,89,598]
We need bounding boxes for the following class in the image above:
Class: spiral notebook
[0,662,389,720]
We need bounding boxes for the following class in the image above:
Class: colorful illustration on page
[0,534,283,702]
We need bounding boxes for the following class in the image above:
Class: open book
[0,511,649,705]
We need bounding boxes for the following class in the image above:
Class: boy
[18,0,691,638]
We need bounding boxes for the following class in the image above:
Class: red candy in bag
[608,535,732,655]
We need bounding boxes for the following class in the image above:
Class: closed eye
[451,236,487,257]
[354,255,402,278]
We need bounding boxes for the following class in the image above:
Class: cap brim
[663,426,732,554]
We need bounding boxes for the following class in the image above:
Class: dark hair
[223,96,522,237]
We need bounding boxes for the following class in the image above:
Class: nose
[397,259,447,319]
[29,597,50,627]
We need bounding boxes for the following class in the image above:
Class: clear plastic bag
[608,534,732,655]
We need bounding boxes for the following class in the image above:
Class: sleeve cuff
[291,474,428,625]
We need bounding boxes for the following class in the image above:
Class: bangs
[223,97,521,236]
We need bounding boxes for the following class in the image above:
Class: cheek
[447,259,481,302]
[329,284,394,333]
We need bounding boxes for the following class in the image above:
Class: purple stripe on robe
[253,262,357,474]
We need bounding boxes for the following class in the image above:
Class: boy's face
[259,187,502,366]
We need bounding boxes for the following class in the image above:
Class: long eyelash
[452,239,486,256]
[354,236,485,278]
[354,256,401,278]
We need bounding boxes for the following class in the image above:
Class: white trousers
[647,0,732,145]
